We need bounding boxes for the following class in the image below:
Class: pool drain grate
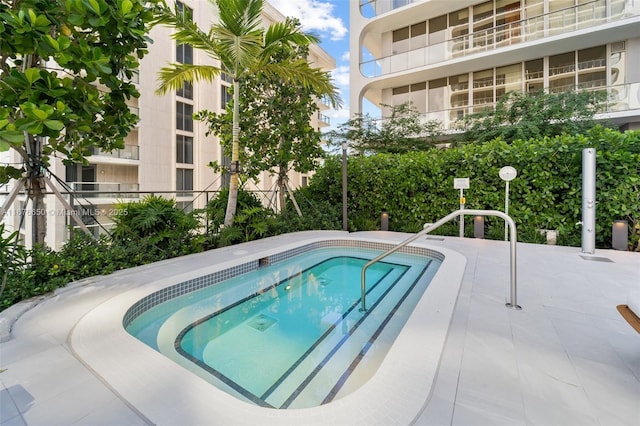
[248,314,277,331]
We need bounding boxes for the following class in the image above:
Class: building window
[176,1,192,20]
[428,15,447,34]
[176,168,193,192]
[65,164,98,192]
[176,102,193,131]
[392,21,427,54]
[392,85,410,95]
[221,71,233,83]
[577,45,606,89]
[177,81,193,99]
[176,135,193,164]
[221,84,232,109]
[177,201,193,213]
[176,43,193,64]
[175,2,193,64]
[392,26,410,43]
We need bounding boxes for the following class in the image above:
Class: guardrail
[360,209,521,312]
[359,0,631,77]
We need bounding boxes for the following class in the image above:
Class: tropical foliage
[2,127,638,310]
[111,195,203,257]
[308,127,640,248]
[326,102,442,155]
[0,0,161,244]
[454,90,612,144]
[154,0,340,226]
[196,40,327,213]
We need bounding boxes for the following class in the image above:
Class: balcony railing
[318,112,331,126]
[360,0,632,78]
[89,144,140,160]
[359,0,421,18]
[69,182,140,198]
[372,83,640,133]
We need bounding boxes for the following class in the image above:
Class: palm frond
[212,24,263,74]
[263,19,319,52]
[216,0,263,36]
[156,63,223,95]
[154,3,219,56]
[256,60,343,109]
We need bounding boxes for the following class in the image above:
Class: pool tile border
[123,240,445,328]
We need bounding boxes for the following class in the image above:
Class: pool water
[126,247,440,409]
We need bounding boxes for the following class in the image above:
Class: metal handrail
[360,209,521,312]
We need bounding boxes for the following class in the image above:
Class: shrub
[303,127,640,249]
[112,195,203,257]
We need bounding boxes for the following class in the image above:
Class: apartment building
[0,0,334,249]
[351,0,640,133]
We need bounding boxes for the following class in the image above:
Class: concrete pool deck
[1,231,639,425]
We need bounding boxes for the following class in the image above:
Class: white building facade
[351,0,640,131]
[0,0,334,249]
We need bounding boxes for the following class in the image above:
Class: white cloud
[340,51,350,62]
[327,107,350,121]
[331,65,350,87]
[268,0,347,41]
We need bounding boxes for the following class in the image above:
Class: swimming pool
[71,231,466,425]
[125,248,440,409]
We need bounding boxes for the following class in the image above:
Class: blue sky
[267,0,351,129]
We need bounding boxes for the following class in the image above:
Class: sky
[267,0,351,131]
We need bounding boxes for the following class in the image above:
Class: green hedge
[306,127,640,249]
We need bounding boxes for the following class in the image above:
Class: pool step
[263,260,435,409]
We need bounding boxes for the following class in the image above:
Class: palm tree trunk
[224,79,240,226]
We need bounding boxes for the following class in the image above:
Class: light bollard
[381,210,389,231]
[612,220,628,251]
[474,216,484,238]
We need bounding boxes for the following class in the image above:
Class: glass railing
[371,83,640,133]
[605,82,640,113]
[360,0,632,78]
[89,144,140,160]
[69,182,140,198]
[359,0,421,18]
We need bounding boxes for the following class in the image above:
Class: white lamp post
[499,166,517,241]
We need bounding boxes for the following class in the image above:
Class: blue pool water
[126,247,440,409]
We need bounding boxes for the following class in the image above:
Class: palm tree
[154,0,341,226]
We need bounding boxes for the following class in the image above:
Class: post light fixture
[381,210,389,231]
[612,220,628,251]
[474,216,484,239]
[499,166,517,241]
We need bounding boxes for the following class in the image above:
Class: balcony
[88,145,140,163]
[372,83,639,134]
[360,0,633,78]
[69,182,140,204]
[318,112,331,127]
[359,0,421,18]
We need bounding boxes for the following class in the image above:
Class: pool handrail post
[360,209,521,312]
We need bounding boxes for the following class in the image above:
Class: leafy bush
[112,195,203,257]
[1,196,207,310]
[304,127,640,249]
[1,223,29,310]
[271,188,342,233]
[205,188,277,246]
